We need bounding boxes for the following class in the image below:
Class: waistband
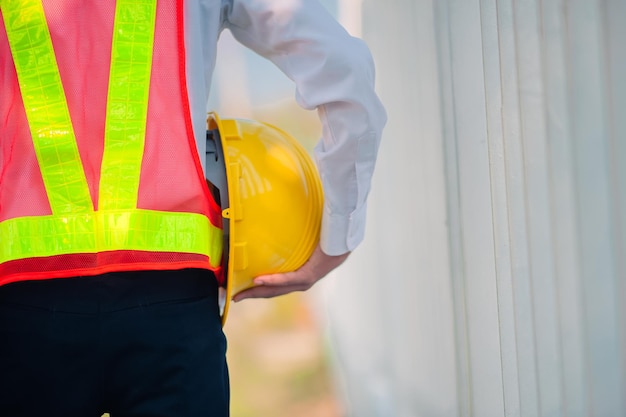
[0,269,217,314]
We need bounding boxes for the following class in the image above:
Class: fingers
[232,270,314,302]
[254,270,312,287]
[232,245,351,302]
[232,283,310,301]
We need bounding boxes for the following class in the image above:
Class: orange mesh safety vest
[0,0,223,286]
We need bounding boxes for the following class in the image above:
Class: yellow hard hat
[205,112,323,324]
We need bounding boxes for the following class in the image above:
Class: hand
[232,244,350,302]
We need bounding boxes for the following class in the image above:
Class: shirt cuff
[319,203,367,256]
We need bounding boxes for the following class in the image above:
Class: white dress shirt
[184,0,386,255]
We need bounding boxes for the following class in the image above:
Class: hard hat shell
[206,113,323,324]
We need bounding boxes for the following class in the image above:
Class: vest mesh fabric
[0,0,223,286]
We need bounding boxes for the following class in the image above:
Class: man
[0,0,385,415]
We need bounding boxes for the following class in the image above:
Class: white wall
[320,1,626,416]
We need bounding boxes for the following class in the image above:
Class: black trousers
[0,269,229,417]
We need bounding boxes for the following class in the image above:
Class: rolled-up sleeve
[222,0,387,255]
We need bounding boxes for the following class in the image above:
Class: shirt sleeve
[221,0,387,255]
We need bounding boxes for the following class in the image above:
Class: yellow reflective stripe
[99,0,157,210]
[1,0,93,214]
[0,210,223,268]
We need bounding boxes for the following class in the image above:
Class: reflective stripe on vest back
[0,0,222,270]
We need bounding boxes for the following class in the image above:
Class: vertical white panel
[477,0,523,416]
[539,1,589,415]
[433,1,472,415]
[321,0,458,416]
[512,0,563,416]
[603,0,626,408]
[379,0,459,413]
[494,0,542,415]
[443,1,506,415]
[566,1,624,415]
[364,0,459,414]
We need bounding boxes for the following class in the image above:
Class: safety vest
[0,0,223,286]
